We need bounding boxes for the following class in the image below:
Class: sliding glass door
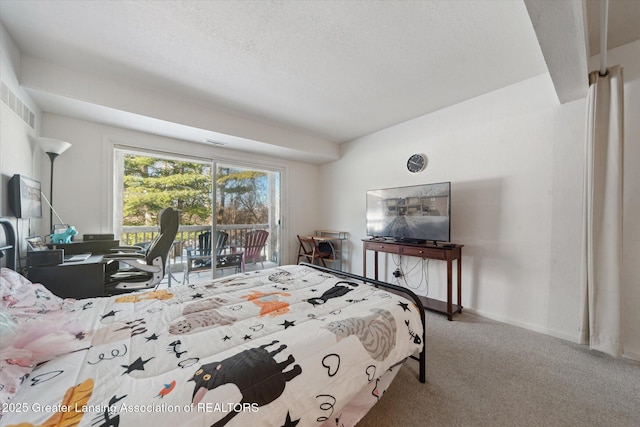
[216,162,281,271]
[114,147,281,284]
[113,148,214,284]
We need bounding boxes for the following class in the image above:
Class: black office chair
[104,207,179,292]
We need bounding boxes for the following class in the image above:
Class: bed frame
[0,220,426,383]
[300,262,426,383]
[0,217,17,270]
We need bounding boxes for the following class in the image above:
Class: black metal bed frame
[0,218,17,270]
[300,262,426,383]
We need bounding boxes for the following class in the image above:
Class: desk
[27,255,105,299]
[49,240,120,255]
[362,239,463,320]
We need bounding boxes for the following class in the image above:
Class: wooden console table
[362,239,463,320]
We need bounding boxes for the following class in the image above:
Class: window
[113,147,281,280]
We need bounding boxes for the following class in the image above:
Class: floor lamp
[33,137,72,232]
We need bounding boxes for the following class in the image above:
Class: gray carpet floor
[357,311,640,426]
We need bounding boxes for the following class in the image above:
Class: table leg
[363,247,367,277]
[447,258,453,320]
[374,251,379,281]
[457,256,462,311]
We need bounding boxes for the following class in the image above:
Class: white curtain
[580,65,624,357]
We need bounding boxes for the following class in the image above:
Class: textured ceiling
[0,1,545,144]
[1,1,638,161]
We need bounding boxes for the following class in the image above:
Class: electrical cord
[423,258,430,296]
[402,259,422,290]
[391,254,429,293]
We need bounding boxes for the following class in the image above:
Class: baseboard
[464,308,581,344]
[622,350,640,362]
[464,308,640,362]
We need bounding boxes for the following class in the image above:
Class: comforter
[1,265,423,427]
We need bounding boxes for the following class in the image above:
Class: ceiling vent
[205,138,226,146]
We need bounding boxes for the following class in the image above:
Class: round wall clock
[406,153,427,173]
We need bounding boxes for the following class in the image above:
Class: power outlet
[393,268,402,278]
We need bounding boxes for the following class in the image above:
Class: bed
[0,218,425,427]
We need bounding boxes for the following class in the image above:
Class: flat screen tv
[366,182,450,244]
[8,174,42,219]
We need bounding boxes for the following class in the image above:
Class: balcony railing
[121,223,273,267]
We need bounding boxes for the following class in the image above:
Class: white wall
[39,114,321,266]
[0,24,45,253]
[320,40,640,359]
[21,55,339,164]
[319,73,587,342]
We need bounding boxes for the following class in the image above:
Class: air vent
[205,138,226,146]
[0,81,36,129]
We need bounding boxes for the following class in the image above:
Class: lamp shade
[32,137,72,155]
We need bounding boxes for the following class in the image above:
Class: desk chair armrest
[110,245,144,253]
[103,253,146,260]
[108,258,161,273]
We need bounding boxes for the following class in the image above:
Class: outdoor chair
[240,229,269,271]
[185,230,229,283]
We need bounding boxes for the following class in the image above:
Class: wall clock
[406,153,427,173]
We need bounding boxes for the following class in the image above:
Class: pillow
[0,268,65,324]
[0,269,85,415]
[0,306,26,413]
[0,306,80,415]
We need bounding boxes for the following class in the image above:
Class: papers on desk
[64,253,91,262]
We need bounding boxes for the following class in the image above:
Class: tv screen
[8,175,42,219]
[366,182,450,243]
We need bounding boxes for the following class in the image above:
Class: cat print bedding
[1,264,423,427]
